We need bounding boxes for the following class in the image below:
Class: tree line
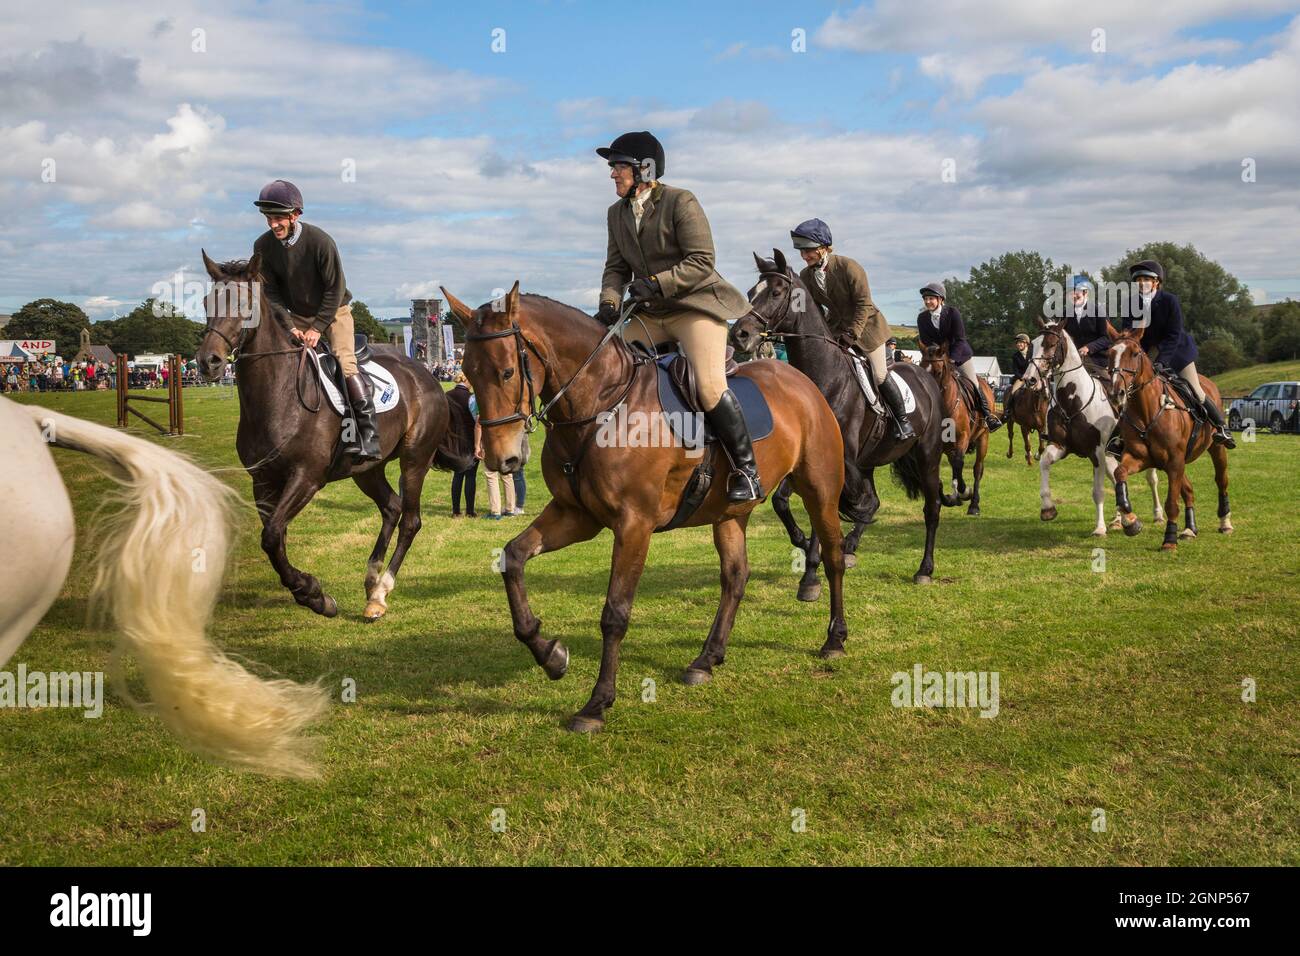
[3,298,392,359]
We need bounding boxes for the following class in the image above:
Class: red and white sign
[17,339,55,354]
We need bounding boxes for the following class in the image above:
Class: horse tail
[434,388,477,472]
[838,452,874,523]
[890,448,925,501]
[22,405,329,779]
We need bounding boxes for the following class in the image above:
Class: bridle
[1035,328,1101,427]
[464,300,644,432]
[746,269,845,351]
[1110,342,1172,440]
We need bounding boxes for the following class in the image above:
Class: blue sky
[2,0,1298,325]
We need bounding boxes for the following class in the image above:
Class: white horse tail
[23,406,329,779]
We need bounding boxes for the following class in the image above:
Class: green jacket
[600,183,751,323]
[799,254,889,352]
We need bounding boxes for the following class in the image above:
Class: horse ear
[201,249,223,281]
[1036,316,1047,329]
[753,251,766,272]
[246,251,261,279]
[774,248,788,274]
[441,287,474,323]
[506,280,520,316]
[1105,321,1120,340]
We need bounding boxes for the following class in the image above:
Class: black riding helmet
[254,179,304,215]
[596,131,665,185]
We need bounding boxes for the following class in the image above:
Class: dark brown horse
[1005,379,1047,465]
[1106,326,1233,549]
[443,283,849,733]
[920,343,993,515]
[197,252,472,619]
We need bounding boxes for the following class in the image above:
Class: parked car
[1227,381,1300,434]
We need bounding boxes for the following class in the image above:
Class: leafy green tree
[90,319,118,348]
[6,298,90,348]
[942,251,1077,370]
[1101,242,1257,357]
[108,299,206,357]
[1259,300,1300,362]
[350,300,389,344]
[1196,335,1246,376]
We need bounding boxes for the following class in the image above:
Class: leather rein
[200,292,322,413]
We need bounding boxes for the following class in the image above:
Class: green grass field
[1215,359,1300,396]
[3,387,1298,866]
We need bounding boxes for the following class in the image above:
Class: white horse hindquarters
[0,399,75,666]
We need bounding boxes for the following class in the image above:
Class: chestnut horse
[1106,326,1233,549]
[443,283,849,733]
[1005,375,1047,465]
[196,252,472,620]
[920,343,993,515]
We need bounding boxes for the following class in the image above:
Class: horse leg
[771,476,814,590]
[1113,452,1146,536]
[353,467,402,621]
[860,468,880,524]
[1039,443,1065,521]
[1147,468,1165,524]
[966,433,987,515]
[914,447,942,585]
[366,454,430,621]
[1023,421,1033,466]
[501,501,602,682]
[1179,471,1198,539]
[1090,451,1108,537]
[792,467,848,660]
[683,515,751,685]
[942,448,962,507]
[1161,463,1185,551]
[842,519,868,570]
[798,527,823,603]
[257,471,334,616]
[1210,442,1233,533]
[1006,414,1016,459]
[569,519,654,733]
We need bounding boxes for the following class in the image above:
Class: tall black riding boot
[974,381,1002,431]
[878,373,916,441]
[1202,398,1236,448]
[706,389,764,502]
[345,373,383,462]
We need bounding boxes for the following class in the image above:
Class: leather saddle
[1155,366,1205,421]
[956,374,982,418]
[627,342,774,445]
[317,333,374,396]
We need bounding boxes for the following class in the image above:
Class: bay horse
[1,397,327,778]
[1004,373,1047,465]
[920,343,993,515]
[729,250,945,596]
[196,252,473,620]
[442,283,849,733]
[1106,326,1233,549]
[1022,319,1163,536]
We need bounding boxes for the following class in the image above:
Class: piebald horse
[444,284,850,733]
[1022,319,1163,537]
[1,397,327,778]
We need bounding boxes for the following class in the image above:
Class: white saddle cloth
[851,355,916,414]
[305,350,402,416]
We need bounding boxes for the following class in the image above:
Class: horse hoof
[1040,506,1057,521]
[567,714,604,734]
[1179,528,1197,539]
[941,495,960,508]
[1123,519,1143,537]
[797,582,822,602]
[320,595,338,618]
[1091,528,1106,537]
[542,641,569,681]
[363,601,386,622]
[819,645,847,660]
[682,668,712,686]
[967,505,980,516]
[1219,524,1234,535]
[913,574,933,585]
[1161,542,1177,552]
[843,553,857,570]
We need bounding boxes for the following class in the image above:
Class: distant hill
[1214,360,1300,396]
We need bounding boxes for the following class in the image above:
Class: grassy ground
[3,387,1297,866]
[1215,359,1300,396]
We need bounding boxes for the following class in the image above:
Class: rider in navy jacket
[916,281,1000,430]
[1064,276,1110,366]
[1120,260,1233,448]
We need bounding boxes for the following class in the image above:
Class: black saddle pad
[654,353,773,446]
[1156,367,1203,418]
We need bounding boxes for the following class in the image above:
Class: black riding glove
[836,331,859,351]
[628,276,660,302]
[595,302,620,327]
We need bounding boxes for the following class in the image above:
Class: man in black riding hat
[595,131,763,501]
[252,180,380,461]
[790,219,913,440]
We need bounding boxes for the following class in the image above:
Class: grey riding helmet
[254,179,304,215]
[920,281,946,300]
[790,218,832,250]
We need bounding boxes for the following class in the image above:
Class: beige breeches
[291,304,357,376]
[624,310,730,411]
[1179,362,1206,402]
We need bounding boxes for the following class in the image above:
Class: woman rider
[1122,259,1234,448]
[594,131,762,501]
[790,218,914,440]
[915,281,1002,430]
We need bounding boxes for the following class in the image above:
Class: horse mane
[521,293,595,324]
